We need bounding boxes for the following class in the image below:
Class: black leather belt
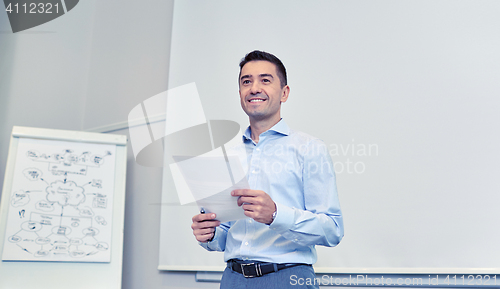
[228,259,310,278]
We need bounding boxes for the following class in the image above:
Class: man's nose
[250,82,262,94]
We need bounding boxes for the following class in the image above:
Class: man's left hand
[232,189,276,225]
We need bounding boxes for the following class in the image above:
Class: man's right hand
[191,213,220,243]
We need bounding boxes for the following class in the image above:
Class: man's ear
[280,85,290,103]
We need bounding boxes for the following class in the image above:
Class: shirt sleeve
[268,139,344,247]
[199,221,231,252]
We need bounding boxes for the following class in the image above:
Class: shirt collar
[242,119,290,141]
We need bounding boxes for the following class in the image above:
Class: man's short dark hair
[239,50,287,88]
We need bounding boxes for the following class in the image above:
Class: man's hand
[232,189,276,225]
[191,213,220,243]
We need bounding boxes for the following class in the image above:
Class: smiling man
[191,50,344,288]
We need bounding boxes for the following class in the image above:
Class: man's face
[239,60,289,123]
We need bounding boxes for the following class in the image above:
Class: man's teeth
[249,99,265,102]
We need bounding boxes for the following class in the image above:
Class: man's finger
[231,189,257,196]
[192,213,217,222]
[192,220,220,230]
[237,196,257,206]
[243,210,255,219]
[241,204,257,212]
[196,232,215,243]
[194,227,216,236]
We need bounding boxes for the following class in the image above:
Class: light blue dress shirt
[200,119,344,264]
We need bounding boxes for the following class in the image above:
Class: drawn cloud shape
[23,167,42,181]
[46,180,85,206]
[11,191,30,207]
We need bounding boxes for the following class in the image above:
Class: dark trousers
[220,263,320,289]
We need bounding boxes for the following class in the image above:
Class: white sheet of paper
[2,138,116,262]
[173,148,233,202]
[197,171,249,223]
[172,152,249,222]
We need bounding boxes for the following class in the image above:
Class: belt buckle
[240,262,262,278]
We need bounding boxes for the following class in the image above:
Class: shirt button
[245,242,249,246]
[294,239,298,242]
[248,220,252,223]
[252,170,257,174]
[256,148,260,151]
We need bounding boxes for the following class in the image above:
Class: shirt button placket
[241,139,262,256]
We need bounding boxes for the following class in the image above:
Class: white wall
[0,2,95,199]
[0,1,215,288]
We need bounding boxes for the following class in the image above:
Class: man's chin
[243,107,280,122]
[246,111,267,120]
[244,110,266,119]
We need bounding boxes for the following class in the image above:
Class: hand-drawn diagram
[2,138,116,262]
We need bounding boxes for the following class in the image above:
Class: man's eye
[262,79,271,83]
[243,80,251,84]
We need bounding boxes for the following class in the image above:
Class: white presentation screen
[159,0,500,273]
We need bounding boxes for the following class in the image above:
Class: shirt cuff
[268,202,295,234]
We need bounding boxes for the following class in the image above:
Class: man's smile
[248,97,267,103]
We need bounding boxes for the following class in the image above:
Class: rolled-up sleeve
[269,139,344,247]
